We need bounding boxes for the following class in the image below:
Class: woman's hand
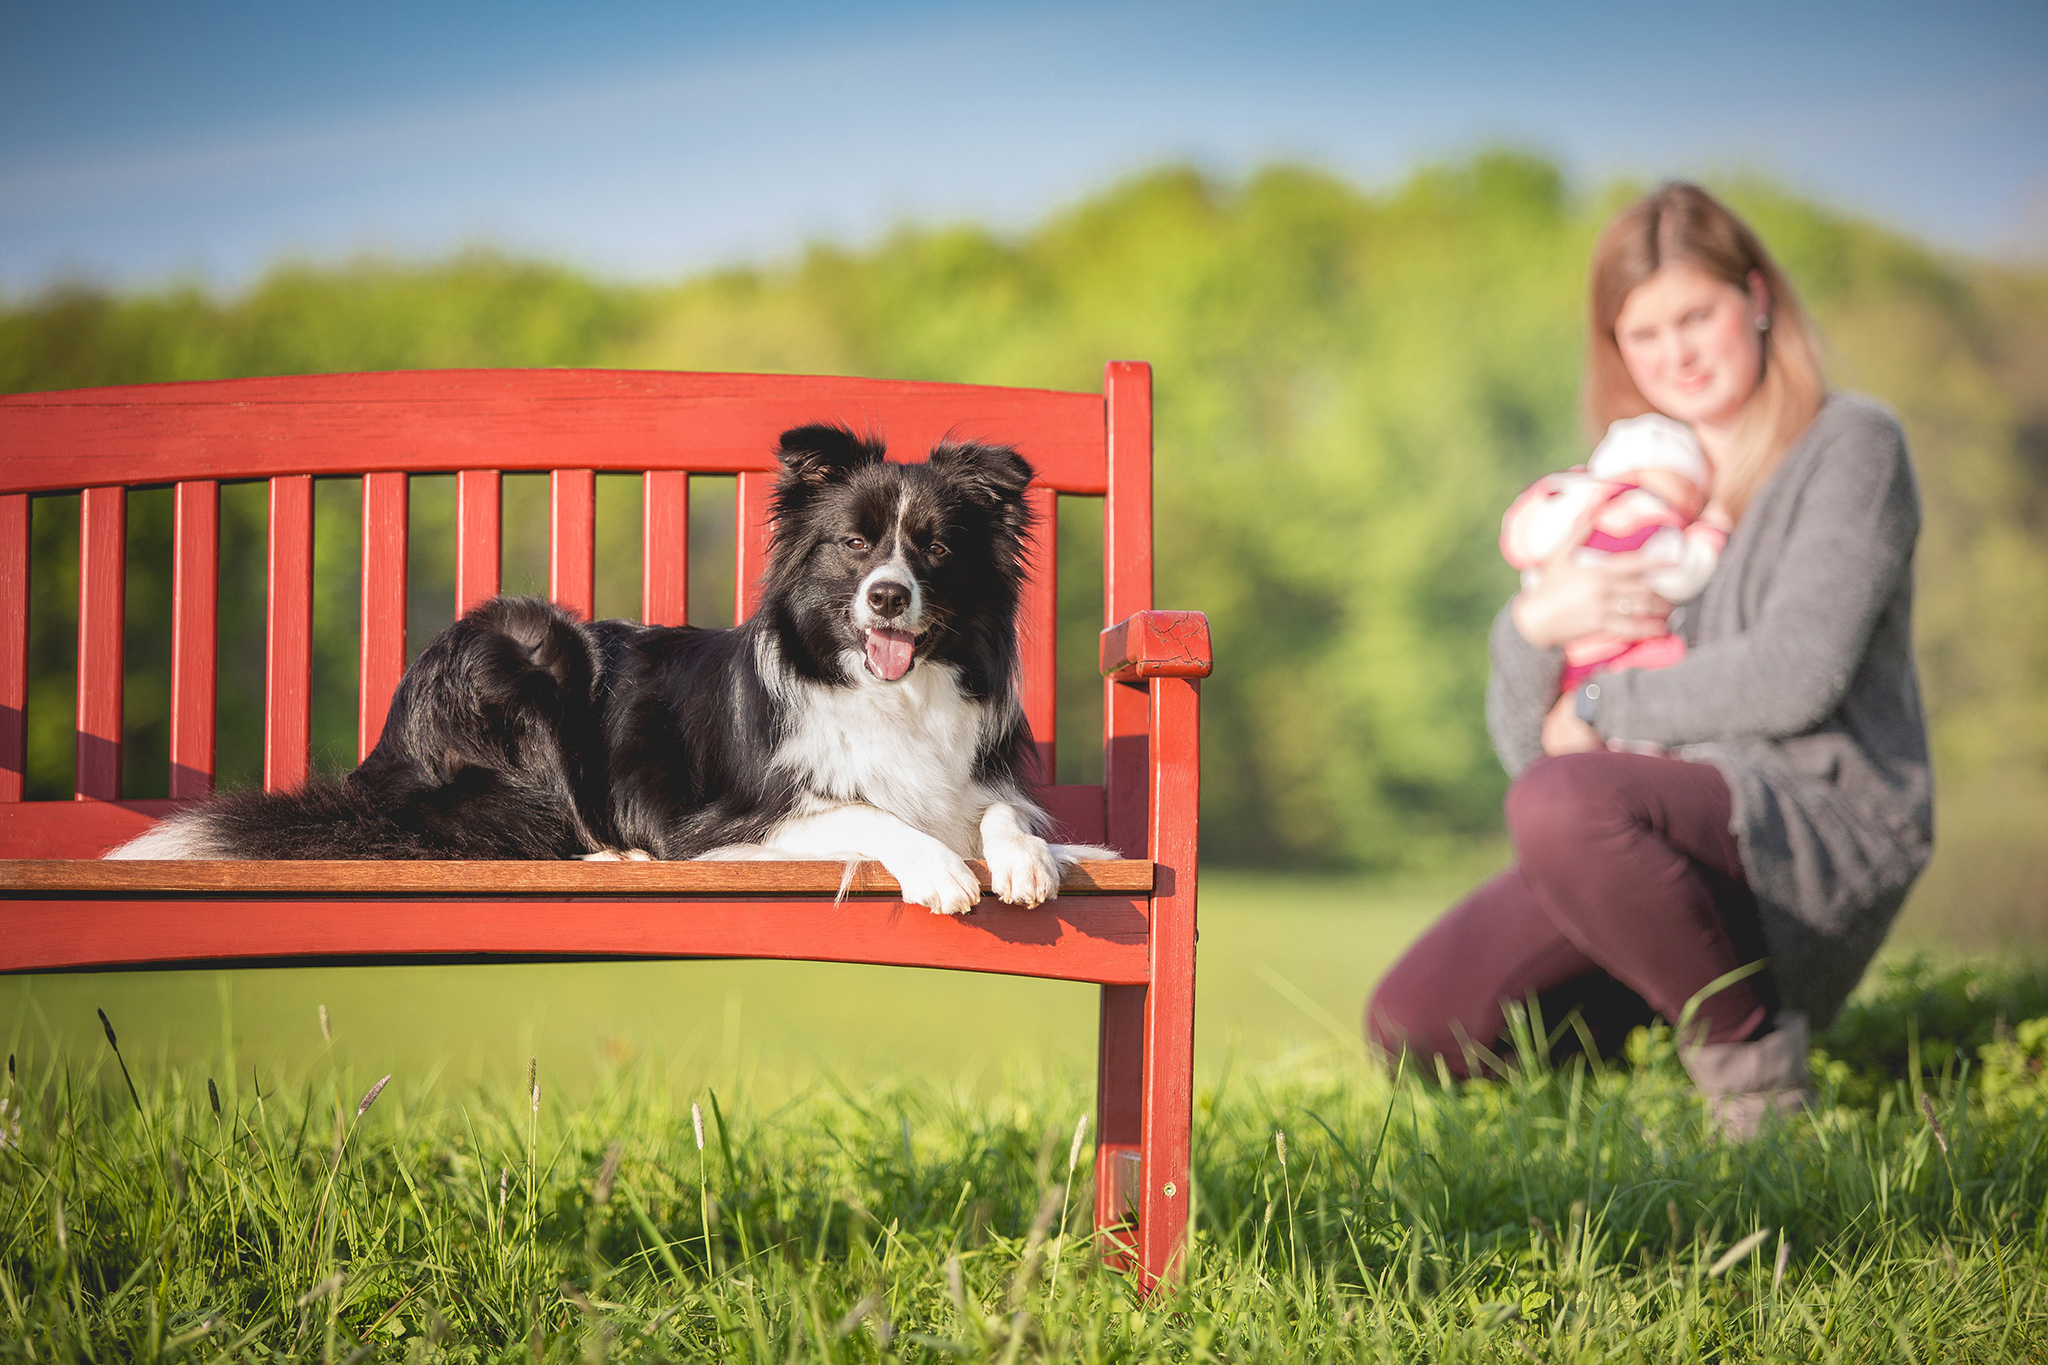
[1510,508,1674,650]
[1542,692,1602,755]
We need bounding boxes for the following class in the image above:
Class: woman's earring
[1755,314,1772,331]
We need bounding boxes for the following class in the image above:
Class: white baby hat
[1587,414,1708,487]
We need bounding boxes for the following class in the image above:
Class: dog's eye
[926,541,950,563]
[844,536,870,553]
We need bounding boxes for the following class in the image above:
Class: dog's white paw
[885,846,984,916]
[582,848,654,862]
[987,831,1060,908]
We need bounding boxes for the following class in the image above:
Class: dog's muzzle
[854,569,923,681]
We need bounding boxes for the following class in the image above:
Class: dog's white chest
[772,659,993,849]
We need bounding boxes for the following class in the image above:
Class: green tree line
[5,153,2045,936]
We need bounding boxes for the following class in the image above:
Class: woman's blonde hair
[1583,182,1825,521]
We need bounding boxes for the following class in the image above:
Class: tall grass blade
[95,1008,141,1113]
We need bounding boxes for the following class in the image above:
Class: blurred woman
[1366,183,1933,1137]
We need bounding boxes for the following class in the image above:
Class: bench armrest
[1099,611,1213,681]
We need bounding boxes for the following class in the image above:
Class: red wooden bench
[0,362,1210,1285]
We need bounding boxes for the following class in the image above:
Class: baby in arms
[1502,413,1730,693]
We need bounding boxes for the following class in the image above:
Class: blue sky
[3,0,2043,294]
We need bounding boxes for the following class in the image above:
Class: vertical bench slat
[358,472,408,762]
[735,470,775,622]
[265,475,314,793]
[1102,361,1153,855]
[169,481,219,798]
[1022,486,1058,783]
[642,470,689,626]
[76,486,127,800]
[0,494,27,801]
[455,469,501,617]
[549,469,595,619]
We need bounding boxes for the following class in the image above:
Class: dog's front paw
[986,831,1060,908]
[886,846,984,916]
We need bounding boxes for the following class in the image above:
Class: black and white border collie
[108,425,1105,915]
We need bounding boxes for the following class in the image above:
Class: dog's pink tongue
[864,627,916,681]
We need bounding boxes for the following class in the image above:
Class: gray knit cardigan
[1487,394,1933,1028]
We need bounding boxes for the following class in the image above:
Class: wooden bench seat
[0,858,1152,981]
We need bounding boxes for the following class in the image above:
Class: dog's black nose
[866,580,910,619]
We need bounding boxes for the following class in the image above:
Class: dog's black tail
[105,595,610,861]
[103,769,595,860]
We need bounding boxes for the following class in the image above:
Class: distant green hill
[5,153,2044,940]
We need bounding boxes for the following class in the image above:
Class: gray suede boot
[1681,1012,1814,1141]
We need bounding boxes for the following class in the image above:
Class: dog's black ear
[927,441,1035,517]
[773,424,885,511]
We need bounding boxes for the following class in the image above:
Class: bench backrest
[0,363,1155,857]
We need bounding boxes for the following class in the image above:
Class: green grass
[4,956,2048,1360]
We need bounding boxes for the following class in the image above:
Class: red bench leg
[1134,939,1195,1286]
[1135,675,1200,1287]
[1094,983,1145,1265]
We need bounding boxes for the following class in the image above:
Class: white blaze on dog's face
[764,425,1035,694]
[847,491,934,681]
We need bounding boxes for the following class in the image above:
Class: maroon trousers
[1368,750,1773,1077]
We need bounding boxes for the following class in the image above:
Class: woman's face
[1613,263,1767,434]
